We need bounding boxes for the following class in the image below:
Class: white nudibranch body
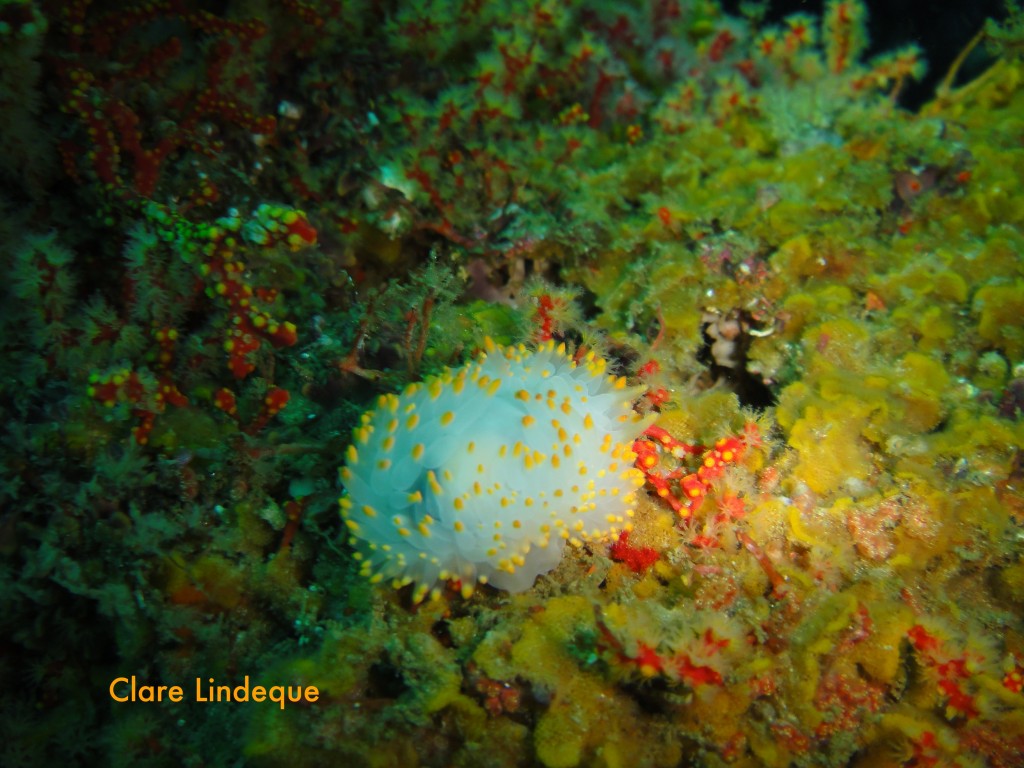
[339,338,652,602]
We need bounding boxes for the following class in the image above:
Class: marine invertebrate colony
[340,338,651,601]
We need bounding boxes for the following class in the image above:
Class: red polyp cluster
[87,365,187,445]
[685,436,746,506]
[57,1,277,200]
[907,623,983,721]
[87,368,146,409]
[634,424,749,516]
[279,0,327,29]
[636,358,671,410]
[244,388,291,435]
[54,2,327,450]
[595,611,729,688]
[212,385,289,436]
[534,293,557,342]
[198,207,314,377]
[1004,657,1024,694]
[204,253,283,379]
[522,285,581,346]
[222,327,264,380]
[213,388,238,418]
[183,8,267,49]
[280,213,318,251]
[608,530,660,573]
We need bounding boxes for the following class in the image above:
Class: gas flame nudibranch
[339,338,652,602]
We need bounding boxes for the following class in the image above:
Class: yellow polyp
[516,389,530,401]
[453,498,464,511]
[362,505,377,518]
[412,443,424,460]
[522,414,536,427]
[407,490,422,503]
[440,411,455,426]
[346,445,358,464]
[454,520,465,532]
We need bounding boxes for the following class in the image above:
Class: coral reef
[1,0,1023,766]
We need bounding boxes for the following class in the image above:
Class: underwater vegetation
[1,0,1024,765]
